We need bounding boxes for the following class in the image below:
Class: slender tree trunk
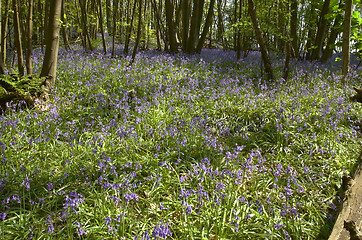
[217,0,225,49]
[277,0,286,51]
[290,0,298,58]
[40,0,62,90]
[98,0,107,54]
[248,0,275,80]
[152,0,163,50]
[181,0,190,51]
[306,0,317,60]
[1,0,9,67]
[131,0,143,62]
[26,0,33,75]
[196,0,215,53]
[186,0,203,53]
[79,0,93,51]
[321,0,343,62]
[311,0,331,60]
[342,0,353,82]
[61,0,71,51]
[111,0,118,57]
[0,0,4,74]
[124,0,137,55]
[13,0,25,76]
[165,0,177,53]
[106,0,111,31]
[283,42,291,79]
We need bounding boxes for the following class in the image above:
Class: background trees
[0,0,360,80]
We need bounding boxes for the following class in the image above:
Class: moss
[0,75,45,114]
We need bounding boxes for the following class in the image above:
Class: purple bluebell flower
[151,221,172,239]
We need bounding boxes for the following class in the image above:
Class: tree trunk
[124,0,137,55]
[111,0,118,57]
[13,0,25,76]
[217,0,225,49]
[342,0,353,83]
[181,0,190,51]
[320,2,343,62]
[106,0,111,31]
[196,0,216,53]
[79,0,93,51]
[186,0,203,53]
[311,0,331,60]
[40,0,62,91]
[61,0,71,51]
[165,0,178,53]
[283,42,291,79]
[131,0,143,62]
[0,0,4,74]
[98,0,107,54]
[305,0,317,60]
[26,0,33,75]
[290,0,298,58]
[1,0,9,67]
[248,0,275,80]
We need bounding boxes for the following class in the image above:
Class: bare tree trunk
[196,0,215,53]
[217,0,225,49]
[40,0,62,91]
[321,1,343,62]
[165,0,177,53]
[181,0,190,51]
[311,0,331,60]
[79,0,93,51]
[248,0,275,80]
[131,0,143,62]
[111,0,118,57]
[1,0,9,67]
[106,0,111,31]
[342,0,353,83]
[26,0,33,75]
[283,42,291,79]
[124,0,137,55]
[0,0,4,74]
[290,0,298,58]
[98,0,107,54]
[13,0,25,76]
[186,0,203,53]
[61,0,71,51]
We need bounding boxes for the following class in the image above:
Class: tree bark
[165,0,178,53]
[1,0,9,68]
[79,0,93,51]
[40,0,62,90]
[290,0,298,58]
[26,0,33,75]
[124,0,137,55]
[181,0,190,51]
[320,2,343,62]
[0,0,4,74]
[342,0,353,83]
[98,0,107,54]
[13,0,25,76]
[196,0,216,53]
[186,0,204,53]
[61,0,71,51]
[248,0,275,80]
[111,0,118,57]
[131,0,143,61]
[311,0,331,60]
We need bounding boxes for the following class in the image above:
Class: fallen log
[328,88,362,240]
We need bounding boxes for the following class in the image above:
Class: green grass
[0,48,360,239]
